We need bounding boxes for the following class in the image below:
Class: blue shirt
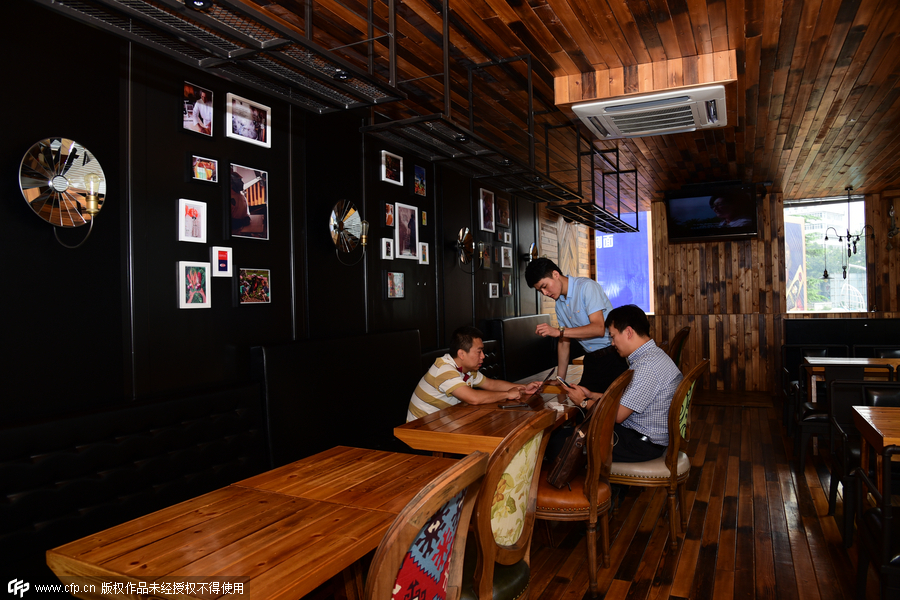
[555,277,613,353]
[619,340,683,445]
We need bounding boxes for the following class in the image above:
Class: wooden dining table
[46,446,457,600]
[852,406,900,496]
[394,366,581,456]
[803,356,900,402]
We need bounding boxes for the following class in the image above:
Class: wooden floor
[527,393,882,600]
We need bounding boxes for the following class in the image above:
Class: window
[595,211,654,314]
[784,199,867,312]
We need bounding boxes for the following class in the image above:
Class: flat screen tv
[665,184,759,242]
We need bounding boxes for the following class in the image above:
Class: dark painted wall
[3,0,537,425]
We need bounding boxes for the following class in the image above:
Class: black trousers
[578,346,628,394]
[612,423,667,462]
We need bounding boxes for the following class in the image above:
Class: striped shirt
[407,354,485,421]
[619,340,683,445]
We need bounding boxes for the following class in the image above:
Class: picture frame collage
[478,188,514,299]
[378,152,430,299]
[180,81,274,309]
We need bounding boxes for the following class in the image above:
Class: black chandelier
[823,186,874,279]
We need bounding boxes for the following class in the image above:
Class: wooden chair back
[584,370,634,511]
[666,326,691,370]
[364,451,489,600]
[468,409,556,599]
[664,359,710,477]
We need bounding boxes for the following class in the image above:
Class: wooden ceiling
[254,0,900,211]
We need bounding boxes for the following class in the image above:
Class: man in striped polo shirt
[407,326,539,422]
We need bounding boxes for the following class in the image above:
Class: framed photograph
[497,197,510,228]
[418,242,429,265]
[497,230,504,242]
[178,198,207,243]
[226,93,271,148]
[381,237,393,260]
[489,283,500,299]
[501,273,512,296]
[230,163,268,240]
[483,244,492,268]
[422,211,427,226]
[414,165,426,196]
[501,246,513,268]
[239,268,271,304]
[394,202,419,260]
[191,155,218,183]
[381,150,403,186]
[178,261,211,309]
[183,82,213,136]
[210,246,232,277]
[479,188,495,232]
[494,246,500,264]
[385,203,395,227]
[503,231,512,244]
[387,271,405,298]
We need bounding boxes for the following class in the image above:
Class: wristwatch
[558,325,565,337]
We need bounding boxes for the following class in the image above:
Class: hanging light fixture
[823,186,874,279]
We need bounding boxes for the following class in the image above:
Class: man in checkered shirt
[561,304,683,462]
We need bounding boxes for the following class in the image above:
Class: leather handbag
[546,402,597,488]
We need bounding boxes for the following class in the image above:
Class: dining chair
[608,358,710,549]
[459,409,557,600]
[826,379,866,546]
[795,365,864,467]
[533,369,634,598]
[828,381,900,548]
[364,450,489,600]
[855,445,900,600]
[781,345,849,435]
[666,326,690,371]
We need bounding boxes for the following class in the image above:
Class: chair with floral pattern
[364,451,489,600]
[459,409,557,600]
[608,359,710,549]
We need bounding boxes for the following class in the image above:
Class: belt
[636,434,664,447]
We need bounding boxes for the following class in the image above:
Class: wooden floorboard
[527,397,884,600]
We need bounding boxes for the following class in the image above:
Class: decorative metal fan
[19,137,106,248]
[457,227,474,264]
[330,200,362,252]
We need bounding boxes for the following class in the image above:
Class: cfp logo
[7,580,29,598]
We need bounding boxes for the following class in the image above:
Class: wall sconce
[18,137,107,249]
[887,203,899,250]
[521,242,538,263]
[329,199,367,265]
[456,227,483,275]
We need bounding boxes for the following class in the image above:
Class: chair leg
[667,489,679,549]
[828,468,839,516]
[600,512,610,569]
[586,519,598,597]
[842,477,856,548]
[856,542,869,600]
[798,428,812,467]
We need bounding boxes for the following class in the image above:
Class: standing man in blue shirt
[525,257,628,395]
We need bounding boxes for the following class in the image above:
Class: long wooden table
[395,366,581,456]
[47,446,457,600]
[803,356,900,402]
[852,406,900,496]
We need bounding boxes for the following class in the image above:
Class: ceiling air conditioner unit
[572,84,727,140]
